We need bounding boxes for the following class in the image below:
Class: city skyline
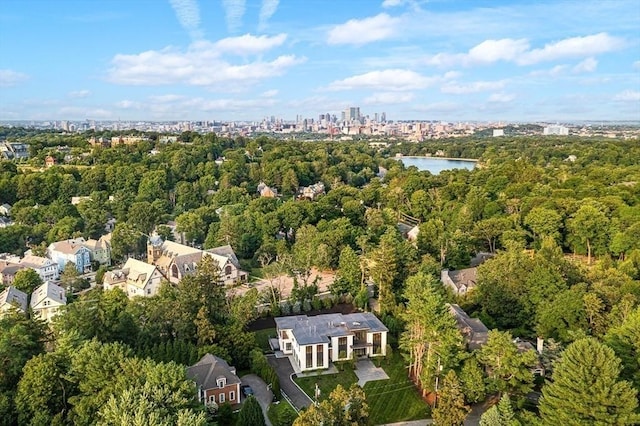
[0,0,639,122]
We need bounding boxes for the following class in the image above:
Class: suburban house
[147,237,247,285]
[0,217,13,228]
[257,182,278,198]
[0,262,26,285]
[30,281,67,323]
[0,286,28,316]
[298,182,325,200]
[83,236,112,266]
[19,255,59,282]
[103,258,164,299]
[186,354,241,406]
[47,238,92,273]
[0,203,11,216]
[448,304,489,350]
[441,267,478,295]
[0,142,29,160]
[275,313,388,372]
[45,156,56,167]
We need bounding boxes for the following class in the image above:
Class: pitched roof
[186,354,241,391]
[275,312,388,345]
[49,238,89,255]
[30,281,67,309]
[0,286,28,312]
[20,255,54,269]
[206,245,240,268]
[447,267,477,290]
[122,258,159,288]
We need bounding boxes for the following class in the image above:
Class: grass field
[294,353,430,424]
[252,327,276,352]
[268,400,298,426]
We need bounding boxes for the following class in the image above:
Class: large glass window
[338,337,347,357]
[373,333,382,354]
[306,346,313,369]
[317,344,324,367]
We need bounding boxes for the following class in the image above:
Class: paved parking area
[240,374,273,426]
[355,359,389,386]
[267,354,313,411]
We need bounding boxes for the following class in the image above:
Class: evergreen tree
[238,396,266,426]
[459,357,486,404]
[539,338,639,425]
[604,307,640,390]
[432,370,469,426]
[479,394,520,426]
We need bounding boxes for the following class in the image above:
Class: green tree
[433,370,469,426]
[332,245,362,296]
[0,312,47,392]
[237,396,266,426]
[459,357,486,404]
[12,268,43,295]
[293,384,368,426]
[477,330,537,397]
[539,338,639,425]
[479,394,520,426]
[400,273,463,395]
[604,307,640,391]
[567,203,610,265]
[524,207,562,245]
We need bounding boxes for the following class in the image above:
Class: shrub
[303,299,312,312]
[311,296,323,311]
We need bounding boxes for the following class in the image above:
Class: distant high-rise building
[374,113,379,122]
[381,112,386,122]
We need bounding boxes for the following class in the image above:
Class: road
[266,355,313,411]
[241,374,273,426]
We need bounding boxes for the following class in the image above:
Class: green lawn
[294,353,430,424]
[268,399,298,426]
[252,327,276,352]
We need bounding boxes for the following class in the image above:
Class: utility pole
[434,355,442,408]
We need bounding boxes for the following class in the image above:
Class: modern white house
[30,281,67,323]
[275,313,388,372]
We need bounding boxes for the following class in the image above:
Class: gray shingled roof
[186,354,241,391]
[0,286,28,312]
[275,312,388,345]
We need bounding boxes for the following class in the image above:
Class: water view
[398,156,477,174]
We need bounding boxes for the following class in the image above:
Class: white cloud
[572,57,597,73]
[529,64,568,77]
[517,33,623,65]
[613,90,640,102]
[222,0,246,33]
[116,95,278,118]
[488,93,516,103]
[260,89,279,97]
[258,0,279,30]
[0,69,28,87]
[68,89,91,98]
[214,33,287,55]
[364,92,414,105]
[107,42,304,87]
[169,0,203,39]
[632,60,640,70]
[326,69,441,91]
[327,13,401,45]
[382,0,403,7]
[441,80,505,94]
[426,33,624,67]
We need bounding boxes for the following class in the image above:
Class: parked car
[241,385,254,398]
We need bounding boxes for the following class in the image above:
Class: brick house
[186,354,241,406]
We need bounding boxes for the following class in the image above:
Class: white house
[0,286,28,316]
[275,313,388,372]
[0,203,11,216]
[19,255,59,282]
[30,281,67,323]
[103,258,164,299]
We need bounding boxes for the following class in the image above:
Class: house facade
[0,262,26,285]
[147,238,247,285]
[186,354,241,406]
[30,281,67,323]
[19,255,59,282]
[103,258,164,299]
[47,238,92,273]
[83,236,112,266]
[0,286,28,316]
[275,313,388,372]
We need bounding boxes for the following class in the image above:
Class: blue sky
[0,0,639,122]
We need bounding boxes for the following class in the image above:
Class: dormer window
[217,376,226,388]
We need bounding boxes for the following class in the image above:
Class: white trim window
[219,393,225,403]
[209,394,215,403]
[229,390,235,402]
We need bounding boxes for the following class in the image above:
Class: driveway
[267,354,313,411]
[241,374,273,426]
